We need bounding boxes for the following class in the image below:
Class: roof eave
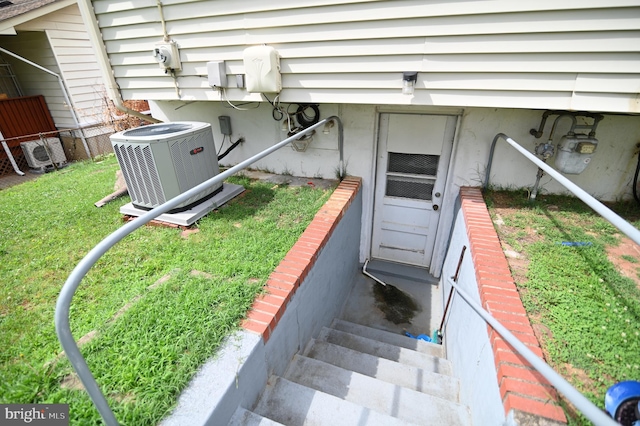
[0,0,76,35]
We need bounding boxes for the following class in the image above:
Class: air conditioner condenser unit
[110,121,222,213]
[20,138,67,170]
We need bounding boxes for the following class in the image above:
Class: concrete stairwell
[228,319,471,425]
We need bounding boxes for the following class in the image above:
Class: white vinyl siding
[16,5,105,125]
[91,0,640,113]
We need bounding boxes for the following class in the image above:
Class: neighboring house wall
[14,4,106,125]
[0,3,107,129]
[0,31,75,128]
[93,0,640,113]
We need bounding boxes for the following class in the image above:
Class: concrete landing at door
[340,261,442,340]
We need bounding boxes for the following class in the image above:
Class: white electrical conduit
[157,0,170,42]
[447,277,617,426]
[0,46,92,159]
[485,133,640,246]
[76,0,161,125]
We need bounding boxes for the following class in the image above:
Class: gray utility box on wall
[111,122,222,213]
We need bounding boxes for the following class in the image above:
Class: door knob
[433,205,439,211]
[434,192,441,198]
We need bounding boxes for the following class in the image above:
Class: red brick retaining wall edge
[460,187,567,424]
[241,176,362,343]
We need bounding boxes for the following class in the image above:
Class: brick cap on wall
[241,177,362,343]
[460,186,567,424]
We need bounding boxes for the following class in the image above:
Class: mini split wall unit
[110,122,222,213]
[20,138,67,171]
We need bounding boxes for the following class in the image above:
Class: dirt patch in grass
[562,363,598,394]
[606,236,640,290]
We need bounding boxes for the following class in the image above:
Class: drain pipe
[77,0,160,125]
[362,259,388,286]
[530,114,577,201]
[0,46,92,159]
[529,163,545,202]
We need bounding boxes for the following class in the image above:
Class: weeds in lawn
[486,190,640,425]
[0,156,333,424]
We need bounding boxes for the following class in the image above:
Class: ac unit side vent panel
[113,143,166,208]
[170,134,216,192]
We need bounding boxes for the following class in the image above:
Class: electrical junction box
[153,40,181,71]
[218,116,232,135]
[554,134,598,174]
[207,61,227,89]
[243,45,281,93]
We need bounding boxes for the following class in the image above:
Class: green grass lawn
[485,190,640,424]
[0,156,334,424]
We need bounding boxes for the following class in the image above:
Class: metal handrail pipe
[55,116,343,425]
[484,133,640,246]
[447,278,617,426]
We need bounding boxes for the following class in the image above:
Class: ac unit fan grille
[113,143,166,206]
[32,146,49,162]
[123,123,192,137]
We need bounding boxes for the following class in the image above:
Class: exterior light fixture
[402,72,418,95]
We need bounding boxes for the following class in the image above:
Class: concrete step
[317,327,453,375]
[303,339,460,402]
[228,407,284,426]
[285,355,471,425]
[253,376,420,426]
[331,319,444,358]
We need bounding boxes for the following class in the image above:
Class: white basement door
[371,113,457,267]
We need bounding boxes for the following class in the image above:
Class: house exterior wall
[149,100,640,274]
[92,0,640,113]
[15,4,106,125]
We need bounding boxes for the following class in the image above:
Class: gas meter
[554,134,598,175]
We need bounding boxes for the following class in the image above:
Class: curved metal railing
[55,117,344,425]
